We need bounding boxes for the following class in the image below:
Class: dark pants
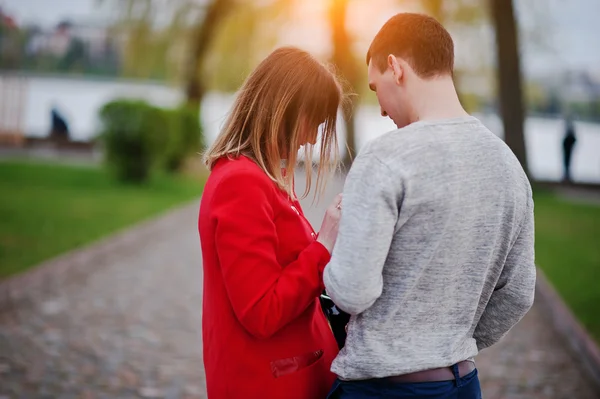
[327,365,481,399]
[563,150,573,182]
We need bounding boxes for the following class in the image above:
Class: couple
[198,13,536,399]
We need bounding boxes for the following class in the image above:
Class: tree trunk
[421,0,471,109]
[329,0,359,166]
[185,0,234,110]
[343,106,357,166]
[490,0,529,176]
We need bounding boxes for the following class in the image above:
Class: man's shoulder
[356,123,429,165]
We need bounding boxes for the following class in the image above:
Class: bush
[99,100,167,183]
[99,100,204,182]
[164,105,204,172]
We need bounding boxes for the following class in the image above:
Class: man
[49,106,70,143]
[323,13,536,398]
[562,116,577,182]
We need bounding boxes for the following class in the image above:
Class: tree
[203,1,288,93]
[490,0,529,175]
[106,0,292,114]
[419,0,489,109]
[0,12,24,69]
[104,0,235,110]
[184,0,234,108]
[108,0,159,79]
[58,38,87,72]
[329,0,361,165]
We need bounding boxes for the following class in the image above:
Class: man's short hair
[366,13,454,78]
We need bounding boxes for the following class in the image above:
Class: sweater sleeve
[212,169,331,339]
[324,153,401,315]
[474,195,536,350]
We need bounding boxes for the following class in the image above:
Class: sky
[1,0,599,77]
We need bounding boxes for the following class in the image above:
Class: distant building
[26,19,113,60]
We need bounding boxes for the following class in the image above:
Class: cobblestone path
[0,173,597,398]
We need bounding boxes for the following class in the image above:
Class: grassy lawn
[534,189,600,343]
[0,160,205,278]
[2,159,598,344]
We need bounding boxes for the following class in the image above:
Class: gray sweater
[323,116,536,380]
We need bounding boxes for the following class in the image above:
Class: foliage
[106,0,195,81]
[164,105,204,172]
[420,0,487,25]
[105,0,290,100]
[99,99,168,183]
[459,92,485,113]
[58,38,88,72]
[205,1,285,93]
[99,99,204,181]
[568,100,600,121]
[0,22,26,69]
[0,160,205,277]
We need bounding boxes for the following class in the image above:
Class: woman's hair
[203,47,345,200]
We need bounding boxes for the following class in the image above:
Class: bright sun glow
[277,0,415,60]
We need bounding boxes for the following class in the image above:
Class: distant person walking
[49,106,70,142]
[562,117,577,182]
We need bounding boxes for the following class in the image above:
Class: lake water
[2,74,599,183]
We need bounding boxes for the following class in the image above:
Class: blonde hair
[203,47,344,200]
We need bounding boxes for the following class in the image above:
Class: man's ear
[387,54,403,86]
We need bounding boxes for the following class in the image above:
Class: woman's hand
[317,193,343,254]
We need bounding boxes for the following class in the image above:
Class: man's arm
[323,153,402,315]
[474,196,536,350]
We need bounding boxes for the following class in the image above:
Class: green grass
[534,189,600,343]
[2,159,598,344]
[0,160,205,277]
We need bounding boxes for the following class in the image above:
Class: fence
[0,75,27,146]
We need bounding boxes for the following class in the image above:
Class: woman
[198,47,345,398]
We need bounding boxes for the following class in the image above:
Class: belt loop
[452,363,462,387]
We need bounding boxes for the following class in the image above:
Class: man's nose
[381,108,388,117]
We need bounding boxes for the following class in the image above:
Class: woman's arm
[211,169,331,339]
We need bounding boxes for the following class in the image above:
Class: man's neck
[409,76,469,124]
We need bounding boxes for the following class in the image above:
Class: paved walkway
[0,172,598,398]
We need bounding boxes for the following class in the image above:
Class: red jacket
[198,156,339,399]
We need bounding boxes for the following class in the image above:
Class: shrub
[99,100,167,183]
[164,105,204,172]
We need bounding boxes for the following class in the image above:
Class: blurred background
[0,0,599,398]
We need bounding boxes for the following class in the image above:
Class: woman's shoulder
[213,156,269,179]
[208,156,275,194]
